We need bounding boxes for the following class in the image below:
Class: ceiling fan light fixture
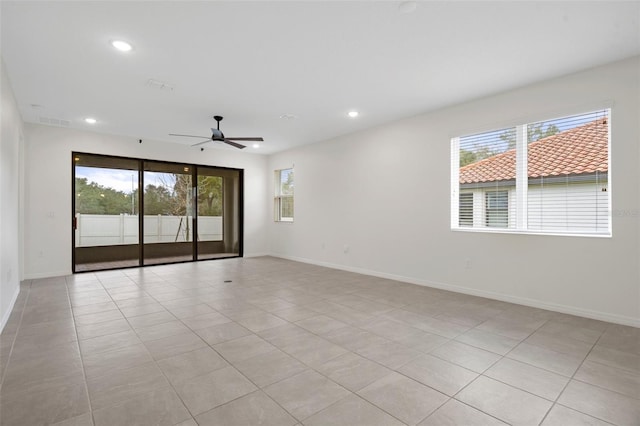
[84,117,97,124]
[111,40,132,52]
[252,143,260,149]
[348,111,359,118]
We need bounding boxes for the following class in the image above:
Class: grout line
[5,259,634,426]
[538,323,617,426]
[64,274,97,426]
[0,280,31,389]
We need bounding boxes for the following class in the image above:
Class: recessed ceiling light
[84,117,97,124]
[348,111,359,118]
[111,40,132,52]
[252,143,260,149]
[398,1,417,14]
[279,114,298,120]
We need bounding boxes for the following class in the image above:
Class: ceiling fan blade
[191,139,212,147]
[224,137,264,141]
[222,139,247,149]
[170,133,210,139]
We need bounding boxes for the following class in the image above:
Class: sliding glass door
[73,154,140,271]
[197,167,242,260]
[73,153,243,272]
[143,161,194,265]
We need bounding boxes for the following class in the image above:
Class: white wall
[0,57,24,330]
[24,125,269,279]
[268,57,640,326]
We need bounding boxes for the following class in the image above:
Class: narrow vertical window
[275,168,294,222]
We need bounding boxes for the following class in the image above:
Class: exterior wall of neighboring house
[527,180,609,234]
[460,174,609,233]
[460,186,516,229]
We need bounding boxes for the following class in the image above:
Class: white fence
[75,214,222,247]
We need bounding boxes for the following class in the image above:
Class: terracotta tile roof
[459,118,608,184]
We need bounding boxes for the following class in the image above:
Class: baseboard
[271,253,640,328]
[244,252,270,258]
[0,285,20,333]
[24,270,70,280]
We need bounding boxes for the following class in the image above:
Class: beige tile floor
[0,256,638,426]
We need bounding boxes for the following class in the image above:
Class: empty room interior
[1,2,639,426]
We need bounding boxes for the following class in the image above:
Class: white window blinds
[452,109,610,236]
[456,126,517,230]
[526,110,609,234]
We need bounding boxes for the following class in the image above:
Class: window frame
[274,168,294,222]
[451,109,611,238]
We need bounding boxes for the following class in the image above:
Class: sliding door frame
[72,152,244,273]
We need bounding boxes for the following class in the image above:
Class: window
[459,193,473,226]
[275,168,294,222]
[451,109,610,236]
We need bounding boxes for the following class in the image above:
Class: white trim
[450,137,460,228]
[515,124,527,229]
[606,108,613,237]
[24,270,70,280]
[451,227,611,238]
[244,252,270,258]
[1,285,21,333]
[269,253,639,327]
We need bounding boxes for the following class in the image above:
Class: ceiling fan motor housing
[211,128,224,140]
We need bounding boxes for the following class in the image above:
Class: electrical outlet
[343,245,350,254]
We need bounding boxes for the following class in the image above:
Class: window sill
[451,227,611,238]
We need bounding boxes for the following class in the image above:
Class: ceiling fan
[170,115,264,150]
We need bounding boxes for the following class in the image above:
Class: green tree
[460,149,478,167]
[143,184,173,215]
[197,176,223,216]
[144,173,191,216]
[459,146,501,167]
[141,174,192,241]
[499,123,560,148]
[281,170,294,195]
[75,178,132,214]
[528,123,560,142]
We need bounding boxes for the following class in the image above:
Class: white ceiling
[2,1,639,154]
